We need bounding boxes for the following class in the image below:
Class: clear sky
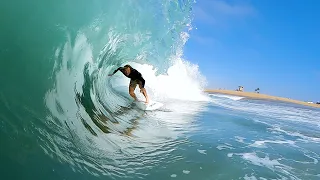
[184,0,320,102]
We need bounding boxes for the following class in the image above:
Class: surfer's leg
[129,80,138,101]
[138,79,149,104]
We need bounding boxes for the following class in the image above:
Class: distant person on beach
[108,65,149,104]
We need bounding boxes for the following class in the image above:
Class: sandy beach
[204,89,320,109]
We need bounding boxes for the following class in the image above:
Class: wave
[35,0,209,177]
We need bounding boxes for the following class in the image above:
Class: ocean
[1,0,319,180]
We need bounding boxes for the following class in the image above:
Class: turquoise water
[1,0,320,180]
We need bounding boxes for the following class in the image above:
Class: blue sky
[184,0,320,101]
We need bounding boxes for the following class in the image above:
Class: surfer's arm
[108,67,123,76]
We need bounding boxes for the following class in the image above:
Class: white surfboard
[134,100,163,111]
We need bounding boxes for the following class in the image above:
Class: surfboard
[134,100,163,111]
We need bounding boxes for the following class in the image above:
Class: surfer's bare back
[108,65,149,104]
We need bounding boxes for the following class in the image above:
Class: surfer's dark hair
[124,64,132,69]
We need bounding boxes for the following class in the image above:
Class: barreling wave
[39,0,208,178]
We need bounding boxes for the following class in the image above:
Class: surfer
[108,65,149,104]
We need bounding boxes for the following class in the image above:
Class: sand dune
[204,89,320,109]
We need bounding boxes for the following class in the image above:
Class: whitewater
[0,0,319,180]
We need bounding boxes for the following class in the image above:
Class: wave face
[0,0,209,179]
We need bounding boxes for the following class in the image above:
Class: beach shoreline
[204,89,320,109]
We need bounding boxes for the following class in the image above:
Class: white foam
[249,140,295,148]
[197,149,207,155]
[239,152,289,172]
[303,152,319,164]
[270,127,320,143]
[231,152,298,179]
[209,93,244,101]
[235,136,246,143]
[216,143,234,150]
[170,174,177,178]
[244,174,258,180]
[183,170,190,174]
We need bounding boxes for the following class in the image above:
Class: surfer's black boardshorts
[129,78,145,88]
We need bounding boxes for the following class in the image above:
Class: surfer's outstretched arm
[108,67,123,76]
